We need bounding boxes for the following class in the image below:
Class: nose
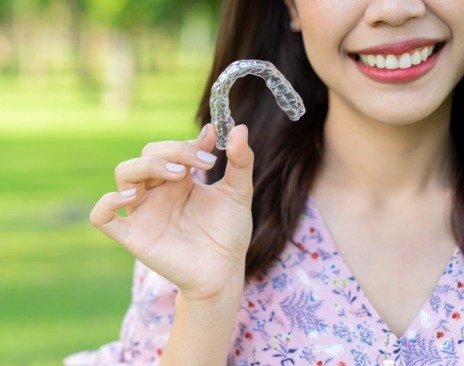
[365,0,426,27]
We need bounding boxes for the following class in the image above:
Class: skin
[91,123,254,365]
[285,0,464,338]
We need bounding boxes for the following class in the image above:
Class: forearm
[160,276,244,366]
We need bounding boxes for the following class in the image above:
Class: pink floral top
[64,168,464,366]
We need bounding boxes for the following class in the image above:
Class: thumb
[223,124,254,198]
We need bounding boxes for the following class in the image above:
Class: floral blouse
[64,168,464,366]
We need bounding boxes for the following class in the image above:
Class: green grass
[0,64,211,365]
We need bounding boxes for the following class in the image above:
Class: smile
[347,41,446,84]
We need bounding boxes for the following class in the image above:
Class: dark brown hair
[195,0,464,281]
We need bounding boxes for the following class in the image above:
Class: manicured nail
[198,124,208,140]
[239,124,248,142]
[228,125,245,148]
[165,162,186,173]
[197,150,217,164]
[243,124,248,139]
[120,188,136,197]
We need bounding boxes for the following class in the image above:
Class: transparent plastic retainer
[210,59,306,150]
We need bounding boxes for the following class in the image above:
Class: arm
[160,270,244,366]
[87,123,254,365]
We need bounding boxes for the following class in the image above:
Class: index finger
[141,123,216,160]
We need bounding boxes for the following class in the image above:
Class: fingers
[89,191,136,246]
[141,123,217,162]
[115,156,189,191]
[142,122,254,200]
[116,123,218,192]
[223,124,254,199]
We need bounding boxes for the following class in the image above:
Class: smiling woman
[64,0,464,365]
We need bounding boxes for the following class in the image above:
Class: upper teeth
[357,44,436,69]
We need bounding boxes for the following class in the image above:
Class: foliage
[0,0,222,30]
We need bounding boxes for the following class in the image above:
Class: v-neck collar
[305,193,462,342]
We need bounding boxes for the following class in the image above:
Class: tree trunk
[102,30,136,120]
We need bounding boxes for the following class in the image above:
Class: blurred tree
[80,0,221,32]
[0,0,13,70]
[0,0,222,116]
[79,0,221,118]
[11,0,54,79]
[0,1,13,23]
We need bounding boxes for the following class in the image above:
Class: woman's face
[285,0,464,125]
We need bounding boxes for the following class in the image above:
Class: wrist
[179,265,245,308]
[162,272,244,366]
[179,279,244,309]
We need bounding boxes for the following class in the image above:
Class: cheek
[428,0,464,24]
[429,0,464,38]
[298,17,347,92]
[296,1,359,68]
[428,1,464,80]
[299,16,337,69]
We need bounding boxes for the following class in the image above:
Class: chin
[358,89,452,125]
[360,104,444,126]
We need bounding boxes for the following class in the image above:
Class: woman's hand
[89,123,254,303]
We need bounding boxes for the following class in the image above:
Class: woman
[64,0,464,365]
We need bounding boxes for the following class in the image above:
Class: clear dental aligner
[209,59,306,150]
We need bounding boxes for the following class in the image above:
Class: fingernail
[166,162,186,173]
[198,124,208,140]
[231,124,248,145]
[197,150,217,164]
[120,188,137,197]
[240,124,248,141]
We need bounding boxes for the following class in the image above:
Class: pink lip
[349,37,445,55]
[349,41,445,84]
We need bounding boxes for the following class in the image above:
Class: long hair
[195,0,464,281]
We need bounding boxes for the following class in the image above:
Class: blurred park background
[0,1,221,364]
